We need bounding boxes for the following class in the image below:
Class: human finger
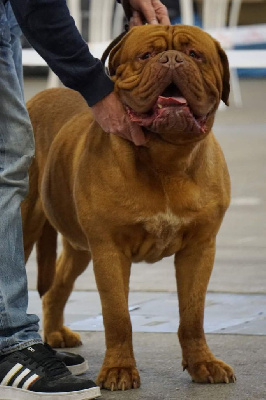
[128,123,148,146]
[152,0,170,25]
[130,10,143,27]
[136,1,159,24]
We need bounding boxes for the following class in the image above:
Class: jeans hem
[0,338,43,356]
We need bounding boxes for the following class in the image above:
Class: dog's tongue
[157,95,187,107]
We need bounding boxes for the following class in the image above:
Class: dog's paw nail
[224,376,229,384]
[232,375,237,383]
[133,380,138,389]
[208,376,214,384]
[111,382,115,392]
[121,382,126,391]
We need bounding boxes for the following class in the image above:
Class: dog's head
[108,25,230,145]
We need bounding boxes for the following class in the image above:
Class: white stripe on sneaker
[22,374,40,390]
[12,368,31,388]
[0,363,23,386]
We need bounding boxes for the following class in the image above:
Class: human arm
[9,0,114,107]
[9,0,147,145]
[12,0,171,145]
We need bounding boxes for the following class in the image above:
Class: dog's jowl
[23,25,235,390]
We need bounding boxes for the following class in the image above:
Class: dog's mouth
[126,83,208,134]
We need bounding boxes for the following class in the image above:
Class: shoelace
[21,344,69,378]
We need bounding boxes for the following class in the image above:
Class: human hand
[91,92,147,146]
[127,0,170,26]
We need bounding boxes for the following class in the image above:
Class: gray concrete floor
[24,76,266,399]
[67,332,266,400]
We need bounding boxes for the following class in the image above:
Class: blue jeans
[0,1,42,354]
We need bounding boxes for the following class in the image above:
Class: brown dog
[23,25,235,390]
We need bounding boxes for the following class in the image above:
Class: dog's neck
[137,133,209,176]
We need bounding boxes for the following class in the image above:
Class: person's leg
[0,4,101,398]
[6,1,24,95]
[0,6,100,398]
[0,4,90,377]
[0,1,42,355]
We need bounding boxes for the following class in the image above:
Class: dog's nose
[158,51,184,69]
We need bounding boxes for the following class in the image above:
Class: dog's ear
[215,41,230,106]
[108,30,132,77]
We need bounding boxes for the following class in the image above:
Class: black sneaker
[49,345,89,376]
[0,343,101,399]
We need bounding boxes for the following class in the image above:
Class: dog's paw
[96,367,140,391]
[185,359,236,384]
[45,326,82,348]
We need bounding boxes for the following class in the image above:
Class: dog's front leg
[175,238,236,383]
[92,245,140,391]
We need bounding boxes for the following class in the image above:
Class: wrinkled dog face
[109,25,230,144]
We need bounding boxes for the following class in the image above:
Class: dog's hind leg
[42,238,91,348]
[22,160,46,263]
[36,220,58,297]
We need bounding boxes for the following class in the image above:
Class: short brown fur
[22,25,234,390]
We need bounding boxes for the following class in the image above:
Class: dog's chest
[136,207,191,261]
[144,208,182,236]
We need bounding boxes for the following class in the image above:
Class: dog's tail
[37,220,57,297]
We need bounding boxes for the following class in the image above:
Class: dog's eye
[189,50,200,59]
[139,52,152,60]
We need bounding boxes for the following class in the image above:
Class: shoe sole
[67,360,89,376]
[0,385,101,400]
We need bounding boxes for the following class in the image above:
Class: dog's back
[27,88,89,161]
